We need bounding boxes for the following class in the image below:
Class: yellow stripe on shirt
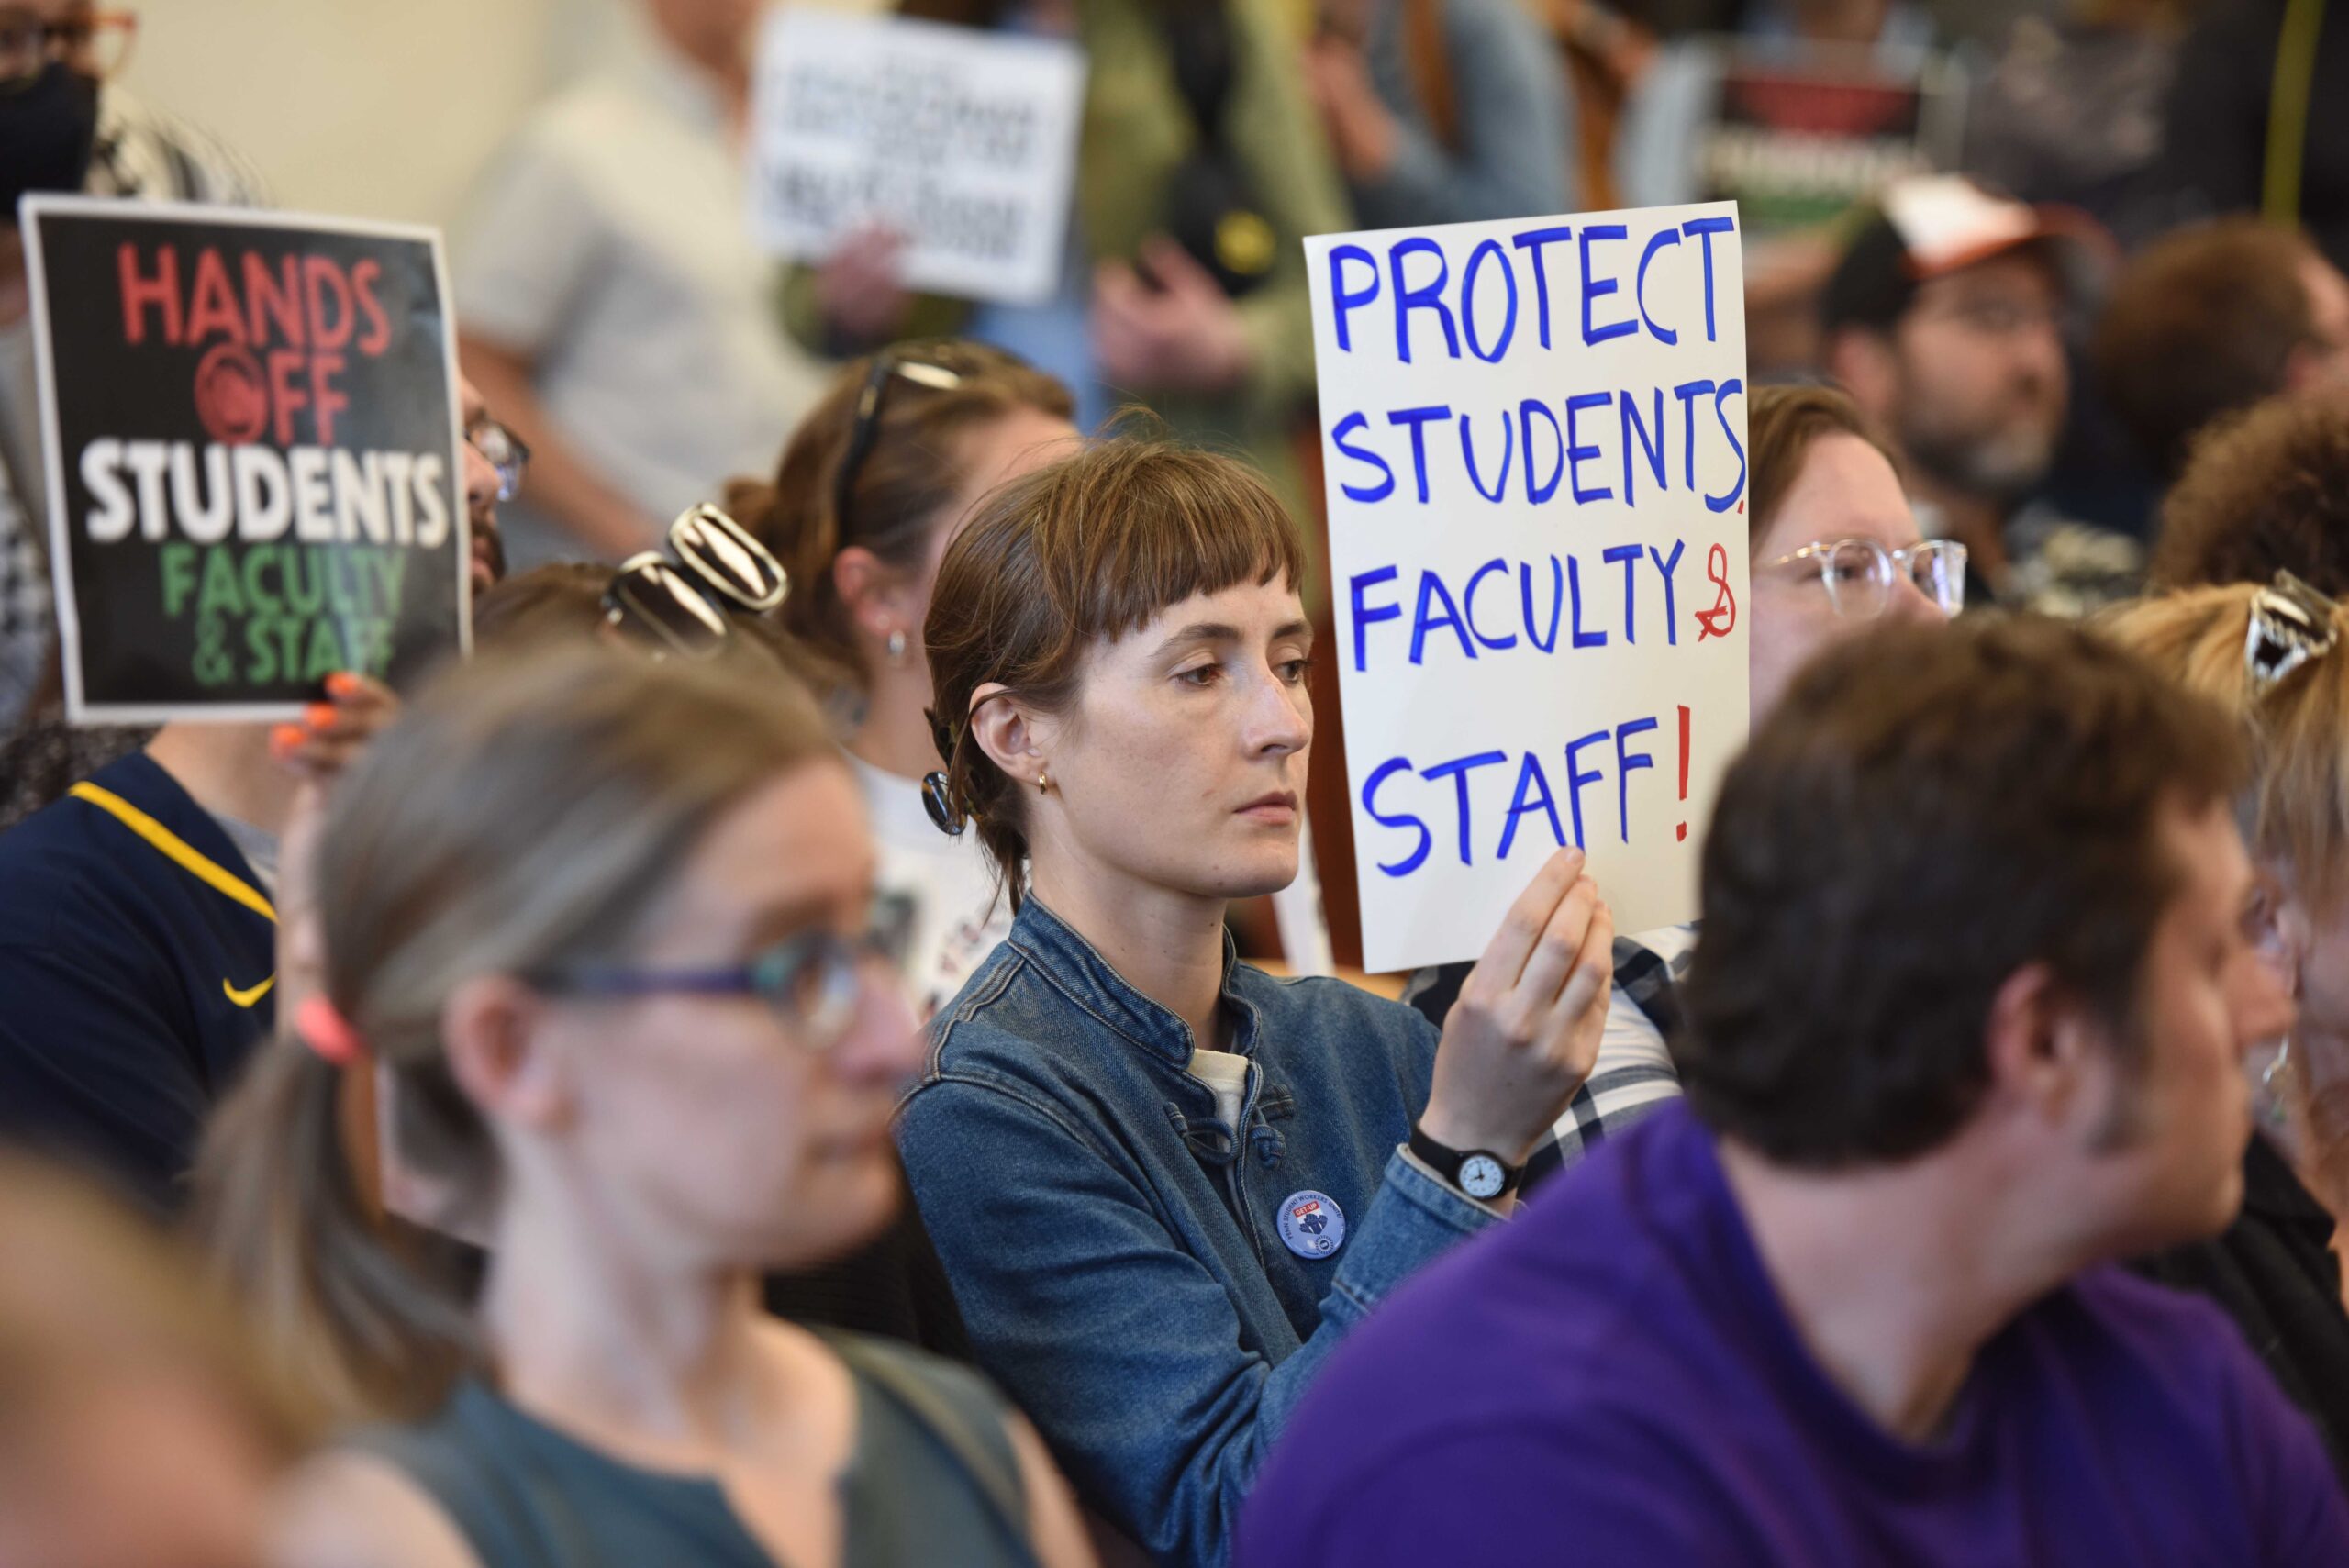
[68,782,279,925]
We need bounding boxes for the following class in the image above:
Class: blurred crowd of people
[8,1,2349,1566]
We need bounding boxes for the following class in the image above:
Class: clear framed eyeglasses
[1765,537,1968,620]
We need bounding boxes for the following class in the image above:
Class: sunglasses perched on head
[834,352,969,534]
[604,504,788,660]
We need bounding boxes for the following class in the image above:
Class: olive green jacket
[781,0,1353,517]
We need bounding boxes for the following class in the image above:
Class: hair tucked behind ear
[192,643,839,1423]
[924,436,1305,906]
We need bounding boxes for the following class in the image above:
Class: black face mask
[1,63,100,218]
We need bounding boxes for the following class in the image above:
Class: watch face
[1460,1153,1506,1200]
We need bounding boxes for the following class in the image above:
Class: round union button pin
[1275,1189,1345,1260]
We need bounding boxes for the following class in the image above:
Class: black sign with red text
[1697,44,1965,237]
[23,197,467,721]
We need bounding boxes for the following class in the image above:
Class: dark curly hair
[2151,392,2349,596]
[2093,219,2319,483]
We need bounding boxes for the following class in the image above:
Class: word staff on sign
[1306,204,1753,973]
[23,197,469,725]
[751,7,1085,306]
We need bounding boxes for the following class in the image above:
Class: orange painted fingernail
[306,704,336,728]
[270,725,303,753]
[325,672,358,697]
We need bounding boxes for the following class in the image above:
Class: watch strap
[1408,1124,1524,1199]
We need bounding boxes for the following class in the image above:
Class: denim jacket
[896,897,1500,1568]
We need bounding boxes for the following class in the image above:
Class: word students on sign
[751,8,1085,306]
[24,197,468,723]
[1307,203,1751,973]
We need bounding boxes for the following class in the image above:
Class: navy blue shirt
[0,751,275,1213]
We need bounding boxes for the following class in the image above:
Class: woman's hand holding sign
[269,673,399,1025]
[1420,847,1614,1171]
[267,672,397,782]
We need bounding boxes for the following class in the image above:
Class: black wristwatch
[1408,1125,1524,1202]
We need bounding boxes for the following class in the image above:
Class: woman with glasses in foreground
[730,341,1081,1020]
[197,644,1094,1568]
[1405,382,1965,1175]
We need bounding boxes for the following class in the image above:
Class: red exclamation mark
[1675,705,1691,842]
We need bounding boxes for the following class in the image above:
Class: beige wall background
[113,0,885,230]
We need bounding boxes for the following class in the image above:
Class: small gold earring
[1037,770,1052,793]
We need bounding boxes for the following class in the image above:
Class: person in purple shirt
[1239,614,2349,1567]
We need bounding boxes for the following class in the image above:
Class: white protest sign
[1306,204,1752,973]
[751,8,1085,306]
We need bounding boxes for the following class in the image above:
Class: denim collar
[1007,895,1255,1069]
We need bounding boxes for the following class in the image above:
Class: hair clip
[2246,571,2341,695]
[921,771,967,837]
[295,994,368,1069]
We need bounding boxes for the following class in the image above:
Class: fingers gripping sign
[1420,848,1617,1168]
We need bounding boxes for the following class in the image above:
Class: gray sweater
[1351,0,1576,229]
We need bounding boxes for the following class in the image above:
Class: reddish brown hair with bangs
[924,437,1307,902]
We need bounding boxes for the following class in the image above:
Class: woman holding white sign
[898,436,1611,1568]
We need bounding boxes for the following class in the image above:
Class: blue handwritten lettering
[1566,392,1613,504]
[1520,398,1564,504]
[1363,757,1431,876]
[1330,410,1395,503]
[1423,751,1509,865]
[1498,752,1564,860]
[1620,388,1666,506]
[1681,215,1736,342]
[1389,405,1452,504]
[1350,564,1401,673]
[1509,224,1574,349]
[1636,228,1682,345]
[1464,558,1516,651]
[1615,717,1658,843]
[1460,410,1513,503]
[1579,224,1634,346]
[1329,243,1380,353]
[1389,237,1459,364]
[1411,572,1476,666]
[1462,238,1520,363]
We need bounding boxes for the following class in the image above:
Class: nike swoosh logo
[222,974,276,1008]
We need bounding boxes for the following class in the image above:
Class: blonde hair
[2099,583,2349,904]
[194,642,841,1422]
[0,1155,307,1453]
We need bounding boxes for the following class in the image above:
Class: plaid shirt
[0,89,264,733]
[0,479,44,728]
[1399,923,1698,1189]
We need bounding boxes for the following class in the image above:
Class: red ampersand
[1695,542,1739,639]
